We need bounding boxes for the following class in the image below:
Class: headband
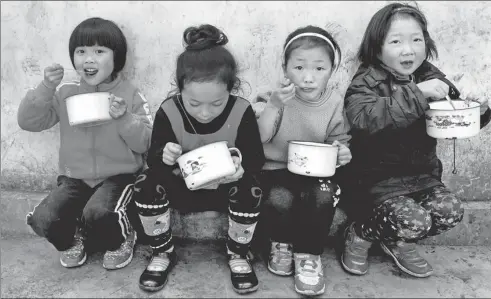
[282,32,341,71]
[392,7,427,25]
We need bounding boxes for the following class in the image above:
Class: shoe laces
[229,253,252,274]
[147,252,171,272]
[105,231,135,257]
[271,242,293,265]
[348,226,371,256]
[62,236,84,257]
[296,254,321,277]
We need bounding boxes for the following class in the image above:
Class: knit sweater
[17,74,153,187]
[258,88,351,170]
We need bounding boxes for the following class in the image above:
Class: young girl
[253,25,352,296]
[341,3,491,278]
[18,17,153,269]
[132,24,265,294]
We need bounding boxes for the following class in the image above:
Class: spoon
[445,95,457,110]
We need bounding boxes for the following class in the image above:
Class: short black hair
[69,17,127,78]
[357,3,438,66]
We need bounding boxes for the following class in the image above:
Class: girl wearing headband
[253,25,352,296]
[340,3,490,279]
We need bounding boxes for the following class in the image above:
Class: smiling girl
[18,17,152,271]
[340,3,490,279]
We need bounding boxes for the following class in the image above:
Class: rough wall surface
[1,1,490,199]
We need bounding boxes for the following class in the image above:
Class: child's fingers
[168,143,182,155]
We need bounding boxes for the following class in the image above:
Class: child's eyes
[75,49,85,54]
[414,38,424,42]
[389,40,400,44]
[96,49,104,54]
[189,103,200,107]
[212,101,224,107]
[316,67,325,71]
[294,66,303,70]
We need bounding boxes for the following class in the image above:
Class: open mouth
[300,87,316,93]
[400,61,414,69]
[84,68,98,77]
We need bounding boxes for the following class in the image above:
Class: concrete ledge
[1,190,490,245]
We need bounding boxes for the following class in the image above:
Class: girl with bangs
[19,17,152,270]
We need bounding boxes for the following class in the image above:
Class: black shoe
[228,253,259,294]
[139,251,177,292]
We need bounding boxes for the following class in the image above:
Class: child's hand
[109,94,128,119]
[162,142,182,166]
[269,78,295,108]
[220,156,244,184]
[450,73,488,115]
[43,63,64,89]
[417,79,450,101]
[332,140,352,166]
[252,102,267,119]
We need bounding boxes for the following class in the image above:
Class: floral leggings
[359,186,464,242]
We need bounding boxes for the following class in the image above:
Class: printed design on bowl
[289,153,308,167]
[180,156,206,178]
[426,114,473,128]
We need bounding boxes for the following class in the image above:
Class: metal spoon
[445,95,457,110]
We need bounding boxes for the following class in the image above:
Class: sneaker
[103,230,137,270]
[341,222,372,275]
[293,253,325,296]
[268,241,293,276]
[139,250,177,292]
[380,241,433,278]
[60,235,87,268]
[228,253,259,294]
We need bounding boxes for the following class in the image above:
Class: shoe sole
[103,250,134,270]
[267,263,293,276]
[232,283,259,294]
[60,253,87,268]
[139,280,167,293]
[340,252,368,275]
[380,243,433,278]
[295,284,325,296]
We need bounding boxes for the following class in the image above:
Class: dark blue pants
[26,174,138,252]
[259,169,341,255]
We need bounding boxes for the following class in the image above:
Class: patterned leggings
[131,167,263,256]
[358,186,464,242]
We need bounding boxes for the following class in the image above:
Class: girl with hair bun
[131,24,265,294]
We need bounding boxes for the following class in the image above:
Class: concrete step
[1,190,490,245]
[1,234,490,298]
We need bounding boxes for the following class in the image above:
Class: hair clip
[216,34,224,44]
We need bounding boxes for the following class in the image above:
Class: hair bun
[183,24,228,50]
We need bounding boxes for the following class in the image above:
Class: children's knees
[265,186,294,212]
[393,206,432,240]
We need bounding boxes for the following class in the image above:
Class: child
[18,17,153,270]
[253,25,352,296]
[341,3,491,278]
[132,24,265,294]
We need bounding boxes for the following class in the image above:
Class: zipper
[92,84,99,178]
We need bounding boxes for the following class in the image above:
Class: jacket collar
[365,60,445,85]
[79,73,123,92]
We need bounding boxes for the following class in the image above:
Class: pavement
[1,189,491,298]
[1,234,491,298]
